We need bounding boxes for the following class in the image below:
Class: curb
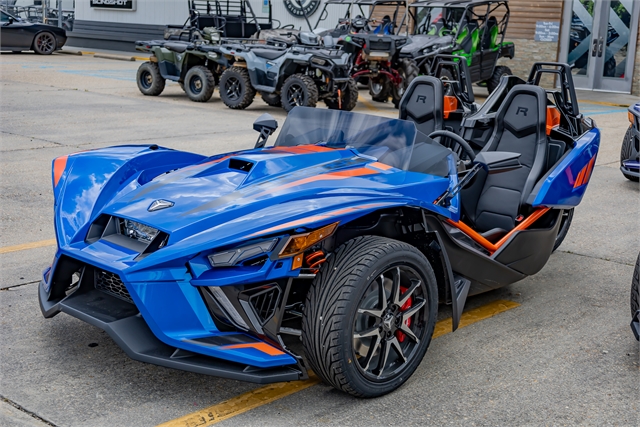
[57,49,148,62]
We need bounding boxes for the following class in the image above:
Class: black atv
[404,0,515,93]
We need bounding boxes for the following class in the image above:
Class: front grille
[369,40,392,51]
[95,270,133,303]
[249,286,280,325]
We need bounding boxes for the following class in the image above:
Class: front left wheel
[136,62,165,96]
[33,31,56,55]
[281,74,318,112]
[621,127,639,182]
[219,66,256,109]
[302,235,438,397]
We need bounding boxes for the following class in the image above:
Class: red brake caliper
[396,286,412,343]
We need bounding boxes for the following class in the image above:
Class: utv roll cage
[188,0,275,38]
[314,0,409,35]
[409,0,509,64]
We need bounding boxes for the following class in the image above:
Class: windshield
[274,107,416,170]
[412,6,464,35]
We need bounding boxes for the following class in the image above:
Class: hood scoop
[193,157,255,178]
[228,158,254,172]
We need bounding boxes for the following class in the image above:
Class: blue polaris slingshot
[40,62,600,397]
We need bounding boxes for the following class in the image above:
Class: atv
[41,61,599,398]
[404,0,515,93]
[216,32,358,112]
[135,27,226,102]
[620,102,639,181]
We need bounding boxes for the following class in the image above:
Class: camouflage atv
[403,0,515,93]
[135,27,228,102]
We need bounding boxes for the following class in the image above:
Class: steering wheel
[428,130,475,163]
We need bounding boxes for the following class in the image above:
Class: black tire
[302,235,438,398]
[553,208,574,252]
[603,56,616,78]
[33,31,56,55]
[260,91,282,107]
[281,73,318,112]
[184,65,215,102]
[620,127,639,182]
[136,62,165,96]
[368,77,391,102]
[324,78,358,111]
[219,66,256,109]
[438,68,455,95]
[487,65,512,94]
[392,58,419,108]
[631,254,639,317]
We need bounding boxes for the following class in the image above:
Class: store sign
[534,21,560,42]
[283,0,320,17]
[90,0,136,11]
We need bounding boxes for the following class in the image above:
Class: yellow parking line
[133,56,149,62]
[157,299,520,427]
[357,94,381,112]
[0,239,56,255]
[580,99,628,108]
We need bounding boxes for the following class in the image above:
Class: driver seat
[460,85,549,234]
[398,76,444,141]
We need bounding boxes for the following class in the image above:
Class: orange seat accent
[443,96,459,119]
[445,208,551,254]
[546,106,560,135]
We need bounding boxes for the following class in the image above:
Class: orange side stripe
[583,156,596,184]
[574,167,586,188]
[53,155,68,187]
[219,342,285,356]
[369,162,393,171]
[446,208,551,254]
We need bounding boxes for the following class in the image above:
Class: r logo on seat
[416,95,427,103]
[516,107,528,116]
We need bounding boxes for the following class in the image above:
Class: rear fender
[528,128,600,208]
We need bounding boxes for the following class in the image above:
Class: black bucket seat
[461,85,549,233]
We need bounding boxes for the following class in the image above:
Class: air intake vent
[95,270,133,303]
[229,158,254,172]
[248,285,280,325]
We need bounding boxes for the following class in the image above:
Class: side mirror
[253,113,278,149]
[475,151,521,174]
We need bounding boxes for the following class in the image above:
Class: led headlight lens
[208,239,277,267]
[121,219,159,244]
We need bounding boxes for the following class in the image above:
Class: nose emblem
[148,199,174,212]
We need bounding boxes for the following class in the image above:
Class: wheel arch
[30,29,57,51]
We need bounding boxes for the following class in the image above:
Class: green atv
[403,0,515,93]
[135,27,228,102]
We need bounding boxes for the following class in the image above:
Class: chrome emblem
[148,199,174,212]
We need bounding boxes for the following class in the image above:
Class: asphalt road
[0,52,638,427]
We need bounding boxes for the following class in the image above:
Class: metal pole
[58,0,63,28]
[42,0,48,24]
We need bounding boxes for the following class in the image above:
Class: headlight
[279,222,338,257]
[120,219,159,244]
[208,239,277,267]
[311,57,327,66]
[207,52,218,59]
[629,111,635,124]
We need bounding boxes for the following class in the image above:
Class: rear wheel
[33,31,56,55]
[184,65,215,102]
[620,127,639,182]
[136,62,165,96]
[302,235,438,397]
[392,58,419,108]
[553,208,574,252]
[219,66,256,109]
[324,78,358,111]
[487,65,512,94]
[260,91,282,107]
[281,74,318,112]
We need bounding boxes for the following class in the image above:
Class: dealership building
[68,0,639,95]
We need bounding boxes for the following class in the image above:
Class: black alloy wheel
[219,66,255,109]
[33,32,56,55]
[303,235,438,397]
[281,74,318,112]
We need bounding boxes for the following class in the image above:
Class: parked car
[0,9,66,54]
[620,102,639,181]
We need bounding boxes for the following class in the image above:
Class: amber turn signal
[279,222,338,257]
